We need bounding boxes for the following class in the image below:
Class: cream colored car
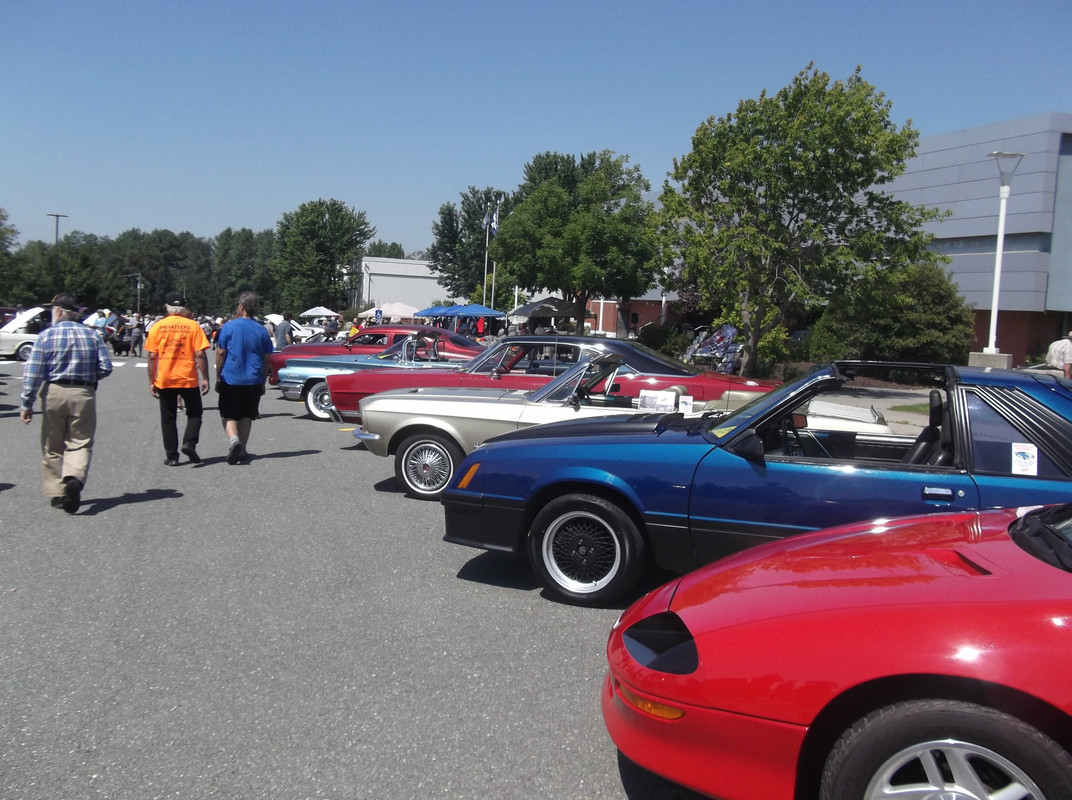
[353,356,760,499]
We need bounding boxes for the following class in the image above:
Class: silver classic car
[353,355,764,498]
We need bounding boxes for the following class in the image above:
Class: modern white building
[355,257,464,312]
[884,112,1072,365]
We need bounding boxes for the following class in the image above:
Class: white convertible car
[353,355,763,499]
[0,306,48,361]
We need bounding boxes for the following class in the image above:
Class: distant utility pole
[46,213,68,244]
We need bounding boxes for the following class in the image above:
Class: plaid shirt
[20,321,114,410]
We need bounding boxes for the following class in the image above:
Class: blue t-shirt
[218,317,273,386]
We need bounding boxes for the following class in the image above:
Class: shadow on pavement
[78,487,185,515]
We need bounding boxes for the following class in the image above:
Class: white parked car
[0,306,48,361]
[354,355,739,499]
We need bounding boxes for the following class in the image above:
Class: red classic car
[326,335,778,423]
[267,324,483,384]
[603,504,1072,799]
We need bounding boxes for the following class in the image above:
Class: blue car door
[688,449,980,564]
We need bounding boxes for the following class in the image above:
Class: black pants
[158,387,203,459]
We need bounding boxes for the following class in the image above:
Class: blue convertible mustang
[442,361,1072,604]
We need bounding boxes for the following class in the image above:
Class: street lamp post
[46,213,68,244]
[983,151,1025,355]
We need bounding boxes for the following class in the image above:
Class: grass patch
[889,403,931,414]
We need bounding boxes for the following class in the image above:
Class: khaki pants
[39,383,97,498]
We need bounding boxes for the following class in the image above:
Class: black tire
[16,341,33,361]
[304,381,332,420]
[394,433,464,499]
[820,699,1072,800]
[526,493,645,605]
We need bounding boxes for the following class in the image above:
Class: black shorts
[217,381,264,421]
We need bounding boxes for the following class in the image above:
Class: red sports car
[603,504,1072,799]
[326,334,778,423]
[267,324,483,384]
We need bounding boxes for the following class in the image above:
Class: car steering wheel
[781,418,805,456]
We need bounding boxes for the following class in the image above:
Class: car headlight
[621,612,698,675]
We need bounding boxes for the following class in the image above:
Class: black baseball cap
[45,293,84,313]
[165,291,186,306]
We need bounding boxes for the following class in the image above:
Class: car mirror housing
[731,429,765,463]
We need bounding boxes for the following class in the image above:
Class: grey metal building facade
[885,112,1072,364]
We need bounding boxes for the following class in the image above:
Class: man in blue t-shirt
[215,291,274,465]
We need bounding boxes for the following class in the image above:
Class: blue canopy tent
[413,305,450,317]
[438,303,506,318]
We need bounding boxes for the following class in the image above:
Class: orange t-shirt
[146,315,211,388]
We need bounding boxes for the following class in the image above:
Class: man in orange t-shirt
[146,292,211,465]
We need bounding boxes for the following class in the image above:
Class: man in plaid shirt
[20,292,113,513]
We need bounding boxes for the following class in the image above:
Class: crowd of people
[18,290,275,515]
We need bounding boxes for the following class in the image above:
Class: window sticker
[1012,443,1038,476]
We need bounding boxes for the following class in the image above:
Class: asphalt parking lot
[0,357,702,800]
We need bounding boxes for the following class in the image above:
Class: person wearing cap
[145,292,211,465]
[216,290,273,464]
[19,292,113,513]
[1045,331,1072,378]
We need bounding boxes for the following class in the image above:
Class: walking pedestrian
[145,292,211,465]
[275,312,296,351]
[19,292,113,513]
[216,291,273,465]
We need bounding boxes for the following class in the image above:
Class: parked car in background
[442,360,1072,604]
[268,324,483,384]
[604,504,1072,799]
[277,335,473,419]
[355,354,768,499]
[326,335,779,424]
[0,306,49,361]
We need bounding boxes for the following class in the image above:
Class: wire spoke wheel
[395,434,463,499]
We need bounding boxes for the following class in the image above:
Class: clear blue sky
[3,0,1070,253]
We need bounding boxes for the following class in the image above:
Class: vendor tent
[358,302,420,320]
[437,303,506,318]
[508,296,580,319]
[300,306,339,317]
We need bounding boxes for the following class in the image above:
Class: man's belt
[50,379,97,388]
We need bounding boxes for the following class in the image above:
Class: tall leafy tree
[428,186,512,305]
[491,150,657,322]
[657,65,946,376]
[269,199,375,312]
[809,261,975,363]
[366,240,406,259]
[214,227,276,312]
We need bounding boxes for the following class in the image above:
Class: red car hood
[612,507,1072,724]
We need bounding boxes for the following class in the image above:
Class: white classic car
[0,306,48,361]
[353,355,747,499]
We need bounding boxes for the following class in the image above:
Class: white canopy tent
[299,306,339,318]
[357,302,420,321]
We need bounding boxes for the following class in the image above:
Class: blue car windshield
[701,366,834,440]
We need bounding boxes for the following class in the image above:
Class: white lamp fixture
[983,151,1025,354]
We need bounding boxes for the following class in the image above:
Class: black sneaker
[181,445,201,464]
[164,457,179,466]
[50,496,65,509]
[61,476,82,514]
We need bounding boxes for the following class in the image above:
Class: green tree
[491,151,657,322]
[0,208,26,304]
[366,240,406,259]
[657,65,947,376]
[809,261,975,363]
[214,227,276,313]
[428,186,512,305]
[269,199,375,312]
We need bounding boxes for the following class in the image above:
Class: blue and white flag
[481,205,491,231]
[491,201,500,235]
